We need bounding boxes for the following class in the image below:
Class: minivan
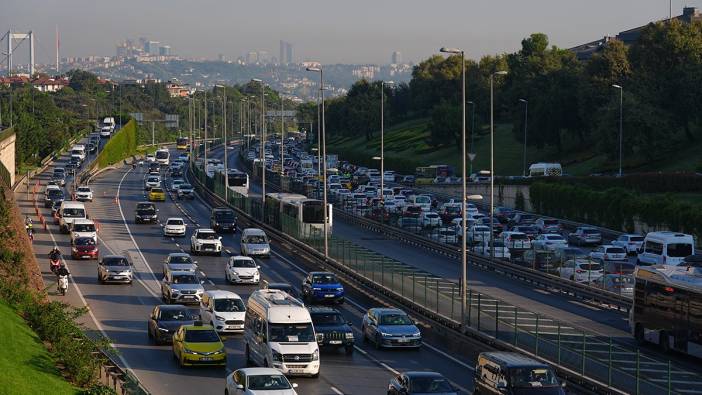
[474,352,565,395]
[240,228,271,258]
[637,231,695,266]
[59,201,87,233]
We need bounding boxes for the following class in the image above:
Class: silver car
[592,274,634,298]
[162,253,198,277]
[97,255,133,284]
[161,270,204,304]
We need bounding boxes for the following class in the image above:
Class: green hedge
[96,119,137,169]
[529,182,702,239]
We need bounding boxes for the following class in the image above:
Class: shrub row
[529,182,702,239]
[0,187,114,392]
[96,119,137,169]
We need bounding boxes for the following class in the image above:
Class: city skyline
[1,0,696,66]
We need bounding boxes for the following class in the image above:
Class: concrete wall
[0,129,16,186]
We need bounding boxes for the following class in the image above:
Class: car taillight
[576,269,585,273]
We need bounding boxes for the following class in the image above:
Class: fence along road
[217,144,702,395]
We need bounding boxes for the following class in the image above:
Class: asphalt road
[21,145,482,395]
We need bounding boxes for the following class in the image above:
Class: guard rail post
[535,314,540,355]
[514,308,518,346]
[582,333,587,376]
[477,293,481,330]
[495,300,500,339]
[557,323,562,364]
[608,337,613,388]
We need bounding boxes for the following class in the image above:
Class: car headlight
[381,332,392,337]
[336,287,344,292]
[312,287,322,291]
[345,332,354,339]
[215,315,225,321]
[196,289,203,294]
[414,332,422,338]
[171,289,180,294]
[312,349,319,361]
[271,350,283,362]
[157,327,169,332]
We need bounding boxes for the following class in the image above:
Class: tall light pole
[490,71,508,261]
[215,85,229,200]
[307,66,328,258]
[380,80,394,220]
[467,100,476,176]
[252,79,266,206]
[519,98,528,177]
[612,84,623,177]
[316,87,322,195]
[204,90,208,166]
[280,92,285,190]
[440,46,468,327]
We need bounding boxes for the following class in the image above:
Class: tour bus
[529,162,563,177]
[265,192,332,238]
[227,170,249,197]
[155,148,170,166]
[244,289,320,377]
[631,258,702,357]
[176,137,189,151]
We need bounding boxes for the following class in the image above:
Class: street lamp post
[380,80,394,223]
[280,93,285,191]
[612,84,623,177]
[467,101,476,176]
[490,71,508,261]
[519,98,528,177]
[252,79,266,207]
[215,85,228,201]
[440,46,468,328]
[307,66,329,259]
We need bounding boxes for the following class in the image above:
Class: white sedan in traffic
[163,217,187,237]
[225,368,298,395]
[532,233,568,251]
[75,186,93,202]
[225,256,260,284]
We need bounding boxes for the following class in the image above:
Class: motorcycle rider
[49,247,62,274]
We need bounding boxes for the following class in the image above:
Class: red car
[72,236,99,260]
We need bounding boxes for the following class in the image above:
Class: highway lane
[24,148,482,395]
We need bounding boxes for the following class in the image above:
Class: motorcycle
[56,266,69,296]
[26,224,34,241]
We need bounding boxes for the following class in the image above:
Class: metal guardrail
[334,208,632,311]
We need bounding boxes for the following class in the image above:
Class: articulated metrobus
[227,170,249,197]
[176,137,189,150]
[265,192,332,238]
[631,260,702,357]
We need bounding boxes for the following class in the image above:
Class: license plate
[397,338,410,343]
[200,357,212,361]
[183,296,194,299]
[112,276,123,280]
[324,294,335,298]
[329,340,342,344]
[289,369,305,374]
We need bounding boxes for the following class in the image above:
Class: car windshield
[198,232,218,240]
[75,237,95,246]
[213,298,245,312]
[63,208,85,217]
[167,219,184,226]
[668,243,693,257]
[103,257,129,266]
[77,187,90,193]
[151,188,164,193]
[510,234,528,240]
[244,235,267,244]
[578,263,602,271]
[312,312,345,325]
[231,259,256,268]
[214,211,235,220]
[312,274,338,284]
[510,367,560,388]
[159,309,197,321]
[543,219,559,225]
[268,323,315,342]
[247,374,291,391]
[184,330,220,343]
[379,313,413,326]
[607,247,626,254]
[180,184,192,190]
[583,229,600,234]
[147,177,159,182]
[47,190,64,198]
[168,255,192,264]
[73,224,95,232]
[409,376,454,393]
[172,274,198,284]
[547,235,564,240]
[629,236,644,242]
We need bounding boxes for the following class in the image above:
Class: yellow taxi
[172,322,227,367]
[148,187,166,202]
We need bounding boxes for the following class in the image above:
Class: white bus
[631,259,702,358]
[244,289,320,377]
[155,148,170,166]
[529,162,563,177]
[265,192,332,238]
[227,169,249,197]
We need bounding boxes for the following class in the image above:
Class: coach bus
[265,192,332,238]
[631,258,702,357]
[155,148,170,166]
[176,137,189,150]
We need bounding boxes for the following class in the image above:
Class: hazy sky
[1,0,695,65]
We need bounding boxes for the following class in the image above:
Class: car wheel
[98,275,103,284]
[374,334,383,350]
[345,345,354,355]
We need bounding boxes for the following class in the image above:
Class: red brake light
[576,269,585,273]
[664,287,674,293]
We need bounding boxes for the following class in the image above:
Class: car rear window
[510,233,528,240]
[583,229,600,234]
[606,247,626,254]
[668,243,693,258]
[630,236,644,242]
[578,263,602,271]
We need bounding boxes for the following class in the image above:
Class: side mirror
[236,384,244,390]
[347,322,353,327]
[218,236,222,240]
[292,383,298,389]
[200,280,205,284]
[194,261,198,264]
[257,265,261,269]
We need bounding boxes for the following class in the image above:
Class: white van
[528,162,563,177]
[200,290,246,334]
[59,201,87,233]
[100,126,113,138]
[244,289,320,377]
[240,228,271,258]
[637,231,695,266]
[70,218,97,243]
[408,194,432,211]
[102,117,116,128]
[71,144,86,161]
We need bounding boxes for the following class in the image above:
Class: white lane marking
[330,386,344,395]
[380,362,399,375]
[44,212,147,389]
[207,280,215,285]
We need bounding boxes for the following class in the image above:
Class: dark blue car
[302,272,344,304]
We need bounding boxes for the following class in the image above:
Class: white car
[190,228,223,255]
[163,217,187,237]
[70,219,97,243]
[476,240,511,259]
[558,259,604,283]
[611,234,645,254]
[419,211,441,228]
[170,178,185,192]
[144,175,161,190]
[162,252,198,276]
[532,233,568,251]
[431,227,458,244]
[383,171,395,183]
[225,368,299,395]
[225,256,261,284]
[501,231,532,249]
[468,225,492,244]
[589,245,627,262]
[146,154,156,162]
[75,186,93,202]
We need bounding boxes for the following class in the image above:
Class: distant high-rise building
[279,40,294,64]
[246,51,259,64]
[392,51,402,64]
[145,41,160,55]
[159,46,171,56]
[218,54,227,62]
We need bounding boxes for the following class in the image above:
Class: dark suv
[309,306,354,355]
[134,202,158,224]
[210,207,237,233]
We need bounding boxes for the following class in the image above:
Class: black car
[87,143,97,154]
[171,167,183,178]
[147,304,198,344]
[134,202,158,224]
[309,306,354,354]
[44,188,65,208]
[210,207,237,233]
[516,250,559,274]
[388,371,457,395]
